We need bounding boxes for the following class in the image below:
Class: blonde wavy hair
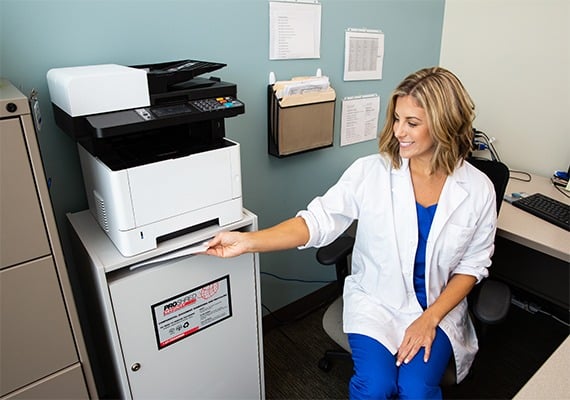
[378,67,475,175]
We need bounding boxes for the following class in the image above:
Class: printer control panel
[134,96,244,120]
[87,96,245,138]
[135,103,194,120]
[189,97,243,113]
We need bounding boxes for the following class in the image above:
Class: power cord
[511,297,570,327]
[260,271,337,330]
[551,179,570,198]
[262,304,296,344]
[261,271,333,285]
[509,170,532,182]
[472,128,532,182]
[472,129,568,192]
[473,129,501,162]
[262,291,339,346]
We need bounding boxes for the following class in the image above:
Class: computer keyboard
[511,193,570,231]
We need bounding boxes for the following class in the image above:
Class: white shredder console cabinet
[67,209,264,399]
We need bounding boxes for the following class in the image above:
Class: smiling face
[393,95,435,165]
[379,67,475,176]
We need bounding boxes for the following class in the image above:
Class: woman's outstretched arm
[205,216,310,258]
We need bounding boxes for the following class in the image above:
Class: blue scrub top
[414,202,437,309]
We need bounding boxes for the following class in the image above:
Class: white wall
[440,0,569,177]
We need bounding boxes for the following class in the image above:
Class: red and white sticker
[151,275,231,349]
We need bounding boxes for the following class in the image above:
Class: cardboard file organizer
[268,80,336,157]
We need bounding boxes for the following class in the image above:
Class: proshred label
[151,275,232,349]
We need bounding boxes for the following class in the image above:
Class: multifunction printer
[47,60,245,256]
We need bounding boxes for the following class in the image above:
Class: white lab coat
[298,154,497,382]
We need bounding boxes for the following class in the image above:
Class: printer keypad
[191,97,242,112]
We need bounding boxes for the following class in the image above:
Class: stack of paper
[274,76,330,98]
[272,76,335,107]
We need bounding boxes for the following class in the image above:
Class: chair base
[318,349,352,372]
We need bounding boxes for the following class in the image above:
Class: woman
[206,67,497,399]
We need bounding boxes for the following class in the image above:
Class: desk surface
[498,173,570,262]
[514,335,570,399]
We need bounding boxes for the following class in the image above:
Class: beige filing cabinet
[0,79,96,399]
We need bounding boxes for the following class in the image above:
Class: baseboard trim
[262,282,339,333]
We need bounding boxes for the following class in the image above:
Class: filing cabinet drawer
[0,257,78,397]
[1,364,88,400]
[0,118,50,269]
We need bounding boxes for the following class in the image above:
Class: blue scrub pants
[348,327,452,400]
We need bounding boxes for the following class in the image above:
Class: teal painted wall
[0,0,444,312]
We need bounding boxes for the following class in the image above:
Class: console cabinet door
[0,118,50,269]
[108,253,262,399]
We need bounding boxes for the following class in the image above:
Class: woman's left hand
[396,313,438,366]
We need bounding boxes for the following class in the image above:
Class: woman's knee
[397,328,452,399]
[348,334,397,399]
[350,371,396,399]
[398,380,442,400]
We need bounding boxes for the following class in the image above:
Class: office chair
[316,157,511,386]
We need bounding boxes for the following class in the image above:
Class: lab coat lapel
[391,159,418,264]
[429,164,468,244]
[424,163,468,304]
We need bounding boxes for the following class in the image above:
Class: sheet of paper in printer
[129,241,210,270]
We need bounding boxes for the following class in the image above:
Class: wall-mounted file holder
[268,74,336,157]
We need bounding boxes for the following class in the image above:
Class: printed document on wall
[343,29,384,81]
[340,95,380,146]
[269,1,321,60]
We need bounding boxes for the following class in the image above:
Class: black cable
[551,179,570,198]
[262,304,296,344]
[261,271,333,284]
[261,288,339,329]
[473,129,501,162]
[260,271,338,332]
[509,170,532,182]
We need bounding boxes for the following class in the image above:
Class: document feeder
[133,59,227,94]
[47,60,246,256]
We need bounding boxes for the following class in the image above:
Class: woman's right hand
[205,231,251,258]
[205,216,310,258]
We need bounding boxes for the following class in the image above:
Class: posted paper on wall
[269,1,321,60]
[340,95,380,146]
[343,29,384,81]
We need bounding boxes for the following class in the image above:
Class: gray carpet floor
[262,302,569,399]
[263,305,352,399]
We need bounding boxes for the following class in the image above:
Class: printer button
[135,108,152,120]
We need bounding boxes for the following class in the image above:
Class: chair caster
[318,356,332,372]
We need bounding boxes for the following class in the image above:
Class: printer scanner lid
[132,59,226,94]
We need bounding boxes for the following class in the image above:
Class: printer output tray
[97,134,236,171]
